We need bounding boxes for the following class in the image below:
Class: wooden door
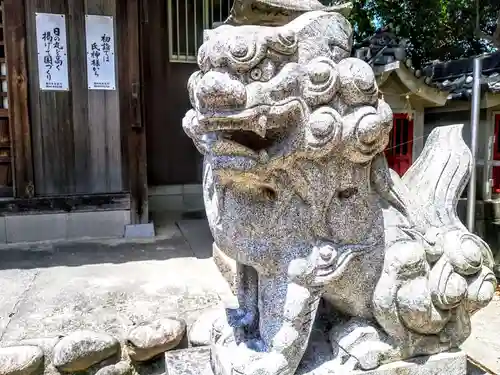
[3,0,34,198]
[0,1,13,197]
[117,0,148,223]
[492,115,500,194]
[142,0,233,186]
[385,113,414,177]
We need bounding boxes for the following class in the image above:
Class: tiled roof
[353,27,500,100]
[421,52,500,99]
[353,26,409,66]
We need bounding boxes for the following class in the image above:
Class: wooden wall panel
[117,0,147,223]
[24,0,123,196]
[68,0,89,193]
[142,0,201,186]
[25,0,74,195]
[4,0,33,198]
[86,0,122,193]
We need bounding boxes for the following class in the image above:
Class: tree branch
[475,0,500,48]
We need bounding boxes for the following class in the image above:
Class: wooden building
[0,0,234,243]
[2,1,500,246]
[0,0,146,243]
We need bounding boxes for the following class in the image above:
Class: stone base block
[168,346,467,375]
[0,210,130,243]
[212,243,237,294]
[299,351,467,375]
[354,352,466,375]
[124,223,155,238]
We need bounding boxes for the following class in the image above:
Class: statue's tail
[401,124,471,232]
[372,125,496,357]
[400,123,495,269]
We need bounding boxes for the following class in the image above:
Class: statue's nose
[195,71,247,112]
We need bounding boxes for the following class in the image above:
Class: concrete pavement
[0,219,235,345]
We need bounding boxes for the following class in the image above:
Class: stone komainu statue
[182,2,497,375]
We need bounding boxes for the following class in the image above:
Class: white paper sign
[85,15,116,90]
[35,13,69,91]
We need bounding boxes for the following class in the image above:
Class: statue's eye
[337,187,358,200]
[250,68,263,81]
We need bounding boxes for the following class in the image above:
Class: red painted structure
[385,113,414,177]
[492,115,500,193]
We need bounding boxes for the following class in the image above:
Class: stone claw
[212,340,287,375]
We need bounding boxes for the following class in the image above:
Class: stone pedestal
[165,347,467,375]
[299,351,467,375]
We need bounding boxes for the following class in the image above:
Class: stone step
[163,347,491,375]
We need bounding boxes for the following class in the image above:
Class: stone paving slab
[462,295,500,374]
[0,269,37,336]
[176,219,213,260]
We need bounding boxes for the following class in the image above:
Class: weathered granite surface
[224,0,352,26]
[163,340,468,375]
[165,347,212,375]
[125,318,186,362]
[182,2,497,375]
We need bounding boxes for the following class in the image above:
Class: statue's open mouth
[187,98,305,160]
[215,127,284,154]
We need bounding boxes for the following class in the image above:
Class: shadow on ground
[0,217,214,270]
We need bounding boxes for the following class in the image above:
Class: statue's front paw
[212,343,288,375]
[329,318,397,370]
[211,312,236,346]
[349,340,395,371]
[236,353,288,375]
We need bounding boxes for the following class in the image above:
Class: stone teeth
[259,150,269,163]
[256,127,267,138]
[257,115,267,138]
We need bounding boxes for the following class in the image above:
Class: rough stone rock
[189,309,222,347]
[15,337,62,375]
[95,361,132,375]
[125,318,186,362]
[52,330,120,372]
[0,345,44,375]
[16,337,62,358]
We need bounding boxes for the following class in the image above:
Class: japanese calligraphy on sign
[85,15,116,90]
[35,13,69,91]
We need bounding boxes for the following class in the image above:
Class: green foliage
[321,0,499,66]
